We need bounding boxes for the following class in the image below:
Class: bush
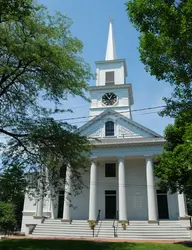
[0,202,16,235]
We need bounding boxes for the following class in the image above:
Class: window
[59,166,66,178]
[105,121,114,136]
[105,163,116,177]
[105,71,114,85]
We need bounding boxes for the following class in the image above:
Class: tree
[125,0,192,117]
[0,202,16,235]
[0,1,92,196]
[0,0,37,23]
[126,0,192,198]
[0,165,26,229]
[154,111,192,198]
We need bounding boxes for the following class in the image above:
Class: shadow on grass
[174,241,192,248]
[0,239,136,250]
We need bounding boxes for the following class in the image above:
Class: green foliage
[126,0,192,117]
[187,198,192,215]
[88,220,96,229]
[0,165,26,229]
[0,1,92,197]
[0,0,38,23]
[126,0,192,199]
[154,111,192,197]
[0,202,16,235]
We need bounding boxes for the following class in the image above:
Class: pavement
[0,235,191,244]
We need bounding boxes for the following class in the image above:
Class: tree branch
[0,60,34,97]
[0,128,29,138]
[0,128,38,156]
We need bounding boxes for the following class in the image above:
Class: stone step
[117,230,187,233]
[32,219,190,240]
[32,234,93,237]
[34,228,92,232]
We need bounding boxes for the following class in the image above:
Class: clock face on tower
[102,92,117,106]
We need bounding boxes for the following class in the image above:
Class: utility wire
[56,105,165,122]
[69,110,164,125]
[0,106,165,138]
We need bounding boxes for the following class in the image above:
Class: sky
[38,0,174,135]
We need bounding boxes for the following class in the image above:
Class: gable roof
[79,109,162,138]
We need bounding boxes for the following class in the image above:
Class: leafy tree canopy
[0,1,92,195]
[126,0,192,117]
[126,0,192,198]
[0,0,37,22]
[154,110,192,198]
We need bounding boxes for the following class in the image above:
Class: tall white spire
[105,20,117,61]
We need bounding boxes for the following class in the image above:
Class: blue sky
[38,0,174,135]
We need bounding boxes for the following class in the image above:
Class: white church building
[21,22,190,238]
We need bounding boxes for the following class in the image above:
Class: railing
[92,210,101,237]
[112,210,119,237]
[41,216,46,224]
[96,209,101,225]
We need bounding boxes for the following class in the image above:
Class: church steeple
[105,20,117,61]
[88,20,133,120]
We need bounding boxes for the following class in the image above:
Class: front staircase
[32,219,191,240]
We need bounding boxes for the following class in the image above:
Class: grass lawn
[0,239,191,250]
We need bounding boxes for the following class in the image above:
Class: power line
[0,106,165,136]
[56,105,165,122]
[69,110,163,125]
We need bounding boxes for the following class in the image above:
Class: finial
[109,17,113,23]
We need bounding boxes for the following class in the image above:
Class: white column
[118,158,127,221]
[50,189,58,219]
[178,193,187,218]
[62,166,72,221]
[89,160,97,220]
[36,186,44,217]
[146,157,158,221]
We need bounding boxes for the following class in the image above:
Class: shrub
[0,202,16,235]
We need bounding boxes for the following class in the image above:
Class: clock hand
[106,93,110,99]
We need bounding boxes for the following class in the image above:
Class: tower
[89,21,134,120]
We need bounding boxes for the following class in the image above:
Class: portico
[57,153,185,223]
[78,154,158,222]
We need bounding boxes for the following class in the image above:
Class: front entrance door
[157,190,169,219]
[58,191,64,218]
[105,190,116,219]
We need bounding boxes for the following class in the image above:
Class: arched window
[105,121,114,136]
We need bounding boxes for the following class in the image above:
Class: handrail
[41,216,46,224]
[96,209,101,225]
[92,210,101,237]
[112,210,118,237]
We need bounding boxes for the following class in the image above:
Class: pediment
[79,110,162,139]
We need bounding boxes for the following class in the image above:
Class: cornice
[88,83,132,91]
[90,138,166,149]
